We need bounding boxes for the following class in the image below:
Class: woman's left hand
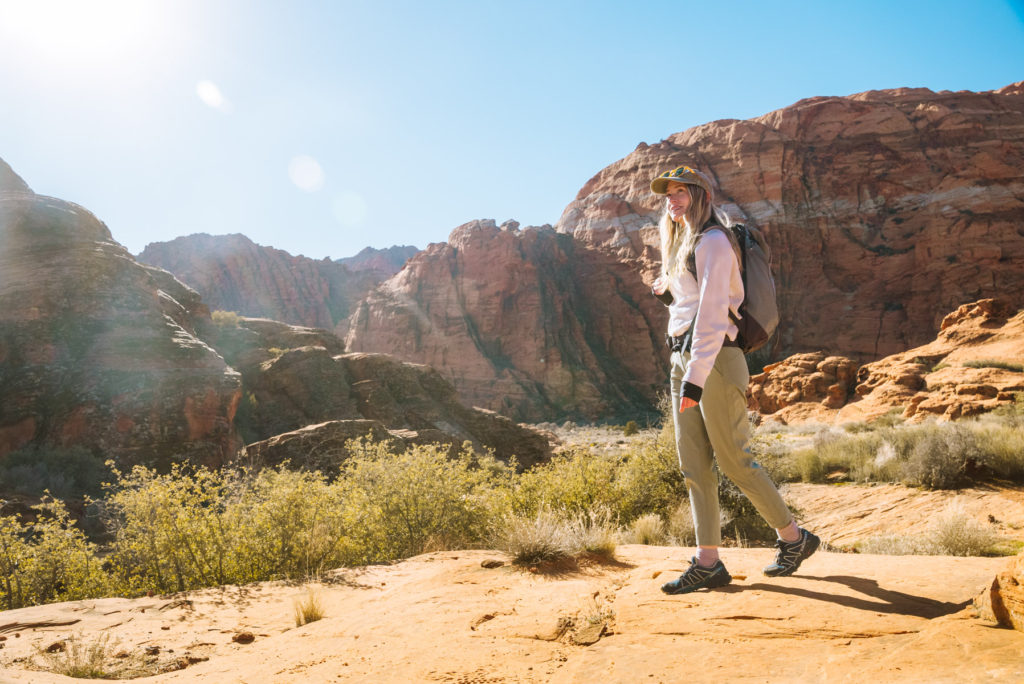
[679,397,698,413]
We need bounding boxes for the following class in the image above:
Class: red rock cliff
[0,190,242,468]
[559,82,1024,359]
[347,84,1024,421]
[138,234,396,339]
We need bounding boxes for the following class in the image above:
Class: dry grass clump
[490,506,619,565]
[621,513,668,545]
[858,503,1000,557]
[35,633,138,679]
[293,587,325,627]
[490,507,578,565]
[765,401,1024,489]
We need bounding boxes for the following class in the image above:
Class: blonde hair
[659,183,716,277]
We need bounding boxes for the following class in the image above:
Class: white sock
[777,522,801,543]
[696,546,720,567]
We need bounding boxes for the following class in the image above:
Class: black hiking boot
[763,528,820,577]
[660,557,732,595]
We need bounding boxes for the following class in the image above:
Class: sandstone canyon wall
[346,83,1024,421]
[0,188,242,468]
[0,163,548,479]
[558,82,1024,359]
[345,220,668,422]
[138,235,411,339]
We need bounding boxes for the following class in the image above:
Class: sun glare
[0,0,161,66]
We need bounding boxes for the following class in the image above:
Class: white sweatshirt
[665,228,744,389]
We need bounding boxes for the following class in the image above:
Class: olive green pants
[670,347,793,547]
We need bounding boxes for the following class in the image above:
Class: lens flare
[196,80,230,112]
[288,156,325,192]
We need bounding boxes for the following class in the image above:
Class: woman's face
[665,181,691,222]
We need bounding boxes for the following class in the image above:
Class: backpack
[686,223,779,354]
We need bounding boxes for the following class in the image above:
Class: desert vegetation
[1,396,1022,611]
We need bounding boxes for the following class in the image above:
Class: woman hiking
[650,165,819,594]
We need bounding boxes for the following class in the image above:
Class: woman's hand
[679,397,699,413]
[651,275,668,296]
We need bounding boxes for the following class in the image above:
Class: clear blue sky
[1,0,1022,260]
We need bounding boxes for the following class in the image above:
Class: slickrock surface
[749,298,1024,424]
[1,546,1020,683]
[138,234,391,339]
[0,192,241,467]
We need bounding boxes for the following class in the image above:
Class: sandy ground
[1,541,1021,683]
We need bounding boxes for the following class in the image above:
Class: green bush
[210,310,241,327]
[623,420,639,436]
[901,424,984,489]
[962,359,1024,372]
[0,498,109,610]
[340,440,504,562]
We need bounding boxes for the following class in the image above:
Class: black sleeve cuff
[654,289,674,305]
[681,381,703,403]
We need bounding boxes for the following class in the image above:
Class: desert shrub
[857,533,927,556]
[665,501,696,546]
[489,507,576,565]
[210,310,241,327]
[340,440,503,562]
[223,468,352,582]
[900,424,985,489]
[857,503,999,556]
[989,392,1024,429]
[622,513,667,545]
[622,420,639,436]
[962,359,1024,372]
[568,507,617,559]
[0,446,112,499]
[0,498,109,610]
[103,465,236,594]
[926,504,998,556]
[104,464,357,594]
[498,438,685,526]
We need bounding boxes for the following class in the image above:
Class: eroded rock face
[976,551,1024,631]
[748,299,1024,423]
[345,220,667,422]
[202,316,552,469]
[346,84,1024,422]
[0,191,242,468]
[138,234,388,339]
[558,82,1024,361]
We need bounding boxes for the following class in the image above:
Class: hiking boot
[660,557,732,595]
[763,528,820,577]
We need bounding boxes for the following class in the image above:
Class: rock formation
[976,551,1024,632]
[137,234,390,339]
[346,83,1024,421]
[748,298,1024,424]
[203,316,551,469]
[335,245,419,277]
[558,82,1024,361]
[345,220,667,422]
[0,189,242,468]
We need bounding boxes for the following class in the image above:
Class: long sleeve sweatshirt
[665,228,744,390]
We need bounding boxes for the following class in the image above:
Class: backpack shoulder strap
[686,223,742,276]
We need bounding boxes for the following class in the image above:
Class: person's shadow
[722,575,970,619]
